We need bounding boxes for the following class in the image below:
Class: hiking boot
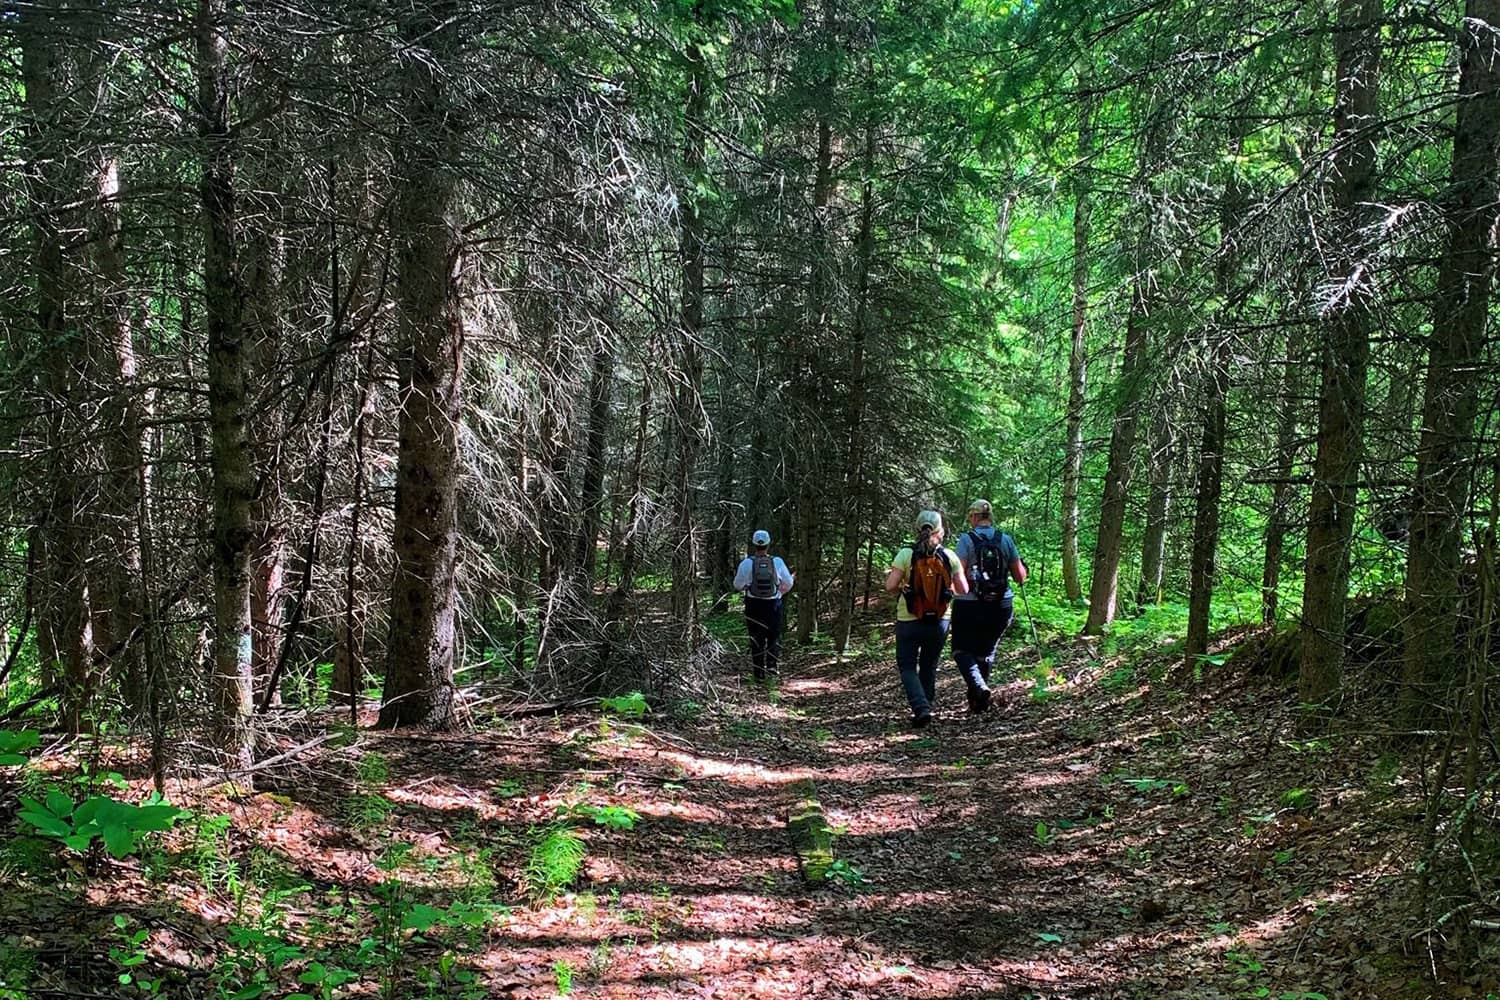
[968,687,992,714]
[912,710,932,729]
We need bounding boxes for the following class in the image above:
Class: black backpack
[967,530,1013,600]
[748,554,778,599]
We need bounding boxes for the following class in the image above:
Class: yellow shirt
[889,546,963,622]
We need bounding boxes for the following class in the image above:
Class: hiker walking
[884,510,969,727]
[733,530,794,681]
[952,499,1028,713]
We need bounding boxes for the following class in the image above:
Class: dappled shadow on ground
[1,609,1484,999]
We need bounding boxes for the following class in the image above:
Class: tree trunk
[835,114,876,654]
[379,3,465,730]
[670,28,709,643]
[1084,283,1151,634]
[1262,324,1307,625]
[575,343,614,586]
[1136,406,1175,608]
[1062,93,1094,605]
[1299,0,1382,709]
[1400,0,1500,722]
[797,34,837,646]
[243,217,288,702]
[21,7,94,732]
[1186,141,1247,667]
[198,0,255,767]
[88,151,149,716]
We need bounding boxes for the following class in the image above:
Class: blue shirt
[955,526,1019,601]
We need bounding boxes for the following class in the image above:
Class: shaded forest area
[1,0,1498,996]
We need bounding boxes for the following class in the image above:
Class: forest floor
[1,610,1492,999]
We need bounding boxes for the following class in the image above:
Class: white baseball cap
[752,530,771,547]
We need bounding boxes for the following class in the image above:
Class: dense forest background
[1,0,1498,991]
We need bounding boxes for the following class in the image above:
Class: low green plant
[566,803,639,831]
[18,788,186,858]
[525,825,586,902]
[600,691,648,718]
[493,778,526,799]
[110,914,164,995]
[1280,787,1316,812]
[553,959,575,995]
[823,858,867,890]
[0,729,40,765]
[1033,821,1053,846]
[288,961,357,1000]
[0,940,35,1000]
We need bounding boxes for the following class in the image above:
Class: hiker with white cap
[884,510,969,727]
[952,499,1028,713]
[733,529,795,681]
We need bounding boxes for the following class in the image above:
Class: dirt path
[441,627,1441,999]
[1,620,1461,999]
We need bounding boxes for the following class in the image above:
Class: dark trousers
[745,598,783,680]
[951,599,1014,695]
[895,618,950,715]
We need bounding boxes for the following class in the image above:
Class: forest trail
[306,619,1428,1000]
[0,619,1448,999]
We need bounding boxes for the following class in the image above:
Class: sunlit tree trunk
[1062,93,1094,605]
[1084,283,1150,634]
[1299,0,1382,709]
[89,150,149,715]
[1400,0,1500,722]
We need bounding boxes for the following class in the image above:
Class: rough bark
[1186,143,1246,667]
[21,6,94,732]
[1400,0,1500,721]
[1136,407,1176,608]
[379,1,465,731]
[1062,94,1094,605]
[670,26,709,642]
[835,115,877,654]
[575,343,614,586]
[1084,282,1151,634]
[1262,324,1307,624]
[198,0,256,767]
[88,149,149,715]
[1299,0,1382,709]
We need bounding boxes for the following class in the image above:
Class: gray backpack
[748,555,778,598]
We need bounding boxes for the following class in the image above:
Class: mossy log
[787,797,834,882]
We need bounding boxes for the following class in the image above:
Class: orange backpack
[903,541,954,621]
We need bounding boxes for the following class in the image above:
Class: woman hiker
[884,510,968,727]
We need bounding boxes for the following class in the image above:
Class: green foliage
[1279,788,1316,812]
[109,914,164,995]
[553,959,574,995]
[525,826,586,902]
[0,729,39,766]
[17,789,186,858]
[565,803,640,831]
[600,691,648,719]
[822,858,867,891]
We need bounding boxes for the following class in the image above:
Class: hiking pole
[1017,579,1041,650]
